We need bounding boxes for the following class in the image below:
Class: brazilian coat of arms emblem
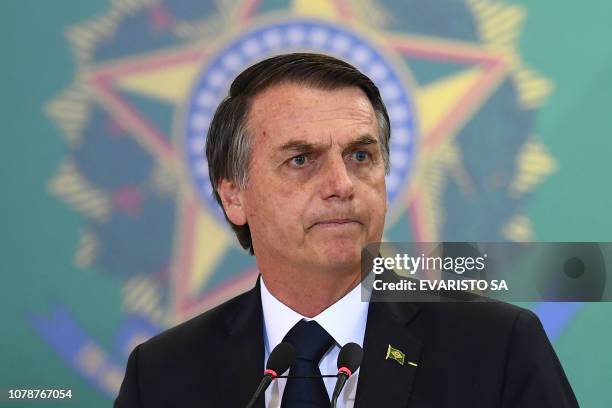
[42,0,556,398]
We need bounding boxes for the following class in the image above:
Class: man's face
[235,83,387,272]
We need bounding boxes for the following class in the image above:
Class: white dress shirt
[260,276,370,408]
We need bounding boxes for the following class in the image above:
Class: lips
[310,218,362,228]
[318,219,357,224]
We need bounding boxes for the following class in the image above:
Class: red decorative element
[338,367,352,377]
[108,119,127,137]
[148,4,173,31]
[113,186,143,216]
[239,0,261,22]
[264,369,278,378]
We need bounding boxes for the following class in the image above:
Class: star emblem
[49,0,555,322]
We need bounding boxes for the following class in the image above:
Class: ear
[217,179,247,226]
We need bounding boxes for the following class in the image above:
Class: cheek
[364,179,388,229]
[244,182,306,233]
[363,173,387,202]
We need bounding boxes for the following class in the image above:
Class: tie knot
[283,320,335,363]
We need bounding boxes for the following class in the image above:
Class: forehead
[246,83,377,145]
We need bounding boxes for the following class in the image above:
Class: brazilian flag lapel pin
[386,344,417,367]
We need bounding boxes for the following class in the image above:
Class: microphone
[331,342,363,408]
[245,342,295,408]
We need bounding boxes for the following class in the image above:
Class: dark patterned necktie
[281,320,335,407]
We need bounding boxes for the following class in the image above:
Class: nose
[319,154,354,200]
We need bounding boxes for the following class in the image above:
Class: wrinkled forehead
[246,82,378,146]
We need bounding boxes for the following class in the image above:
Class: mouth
[310,218,362,229]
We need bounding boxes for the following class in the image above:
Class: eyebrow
[276,135,379,154]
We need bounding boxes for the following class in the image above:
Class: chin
[318,240,362,270]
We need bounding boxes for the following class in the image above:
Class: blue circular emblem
[184,19,416,221]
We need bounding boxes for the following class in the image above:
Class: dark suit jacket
[114,278,578,407]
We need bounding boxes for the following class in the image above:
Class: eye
[352,150,371,162]
[290,154,308,167]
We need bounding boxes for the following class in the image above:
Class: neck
[259,263,361,317]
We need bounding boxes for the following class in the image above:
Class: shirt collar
[260,275,369,353]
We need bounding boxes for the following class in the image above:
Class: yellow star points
[52,0,553,321]
[115,62,201,103]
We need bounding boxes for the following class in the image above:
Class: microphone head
[266,342,296,374]
[337,342,363,375]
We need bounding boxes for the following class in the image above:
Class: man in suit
[115,53,578,407]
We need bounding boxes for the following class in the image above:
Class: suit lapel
[355,300,422,408]
[220,278,265,408]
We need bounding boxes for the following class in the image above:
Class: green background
[1,0,611,406]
